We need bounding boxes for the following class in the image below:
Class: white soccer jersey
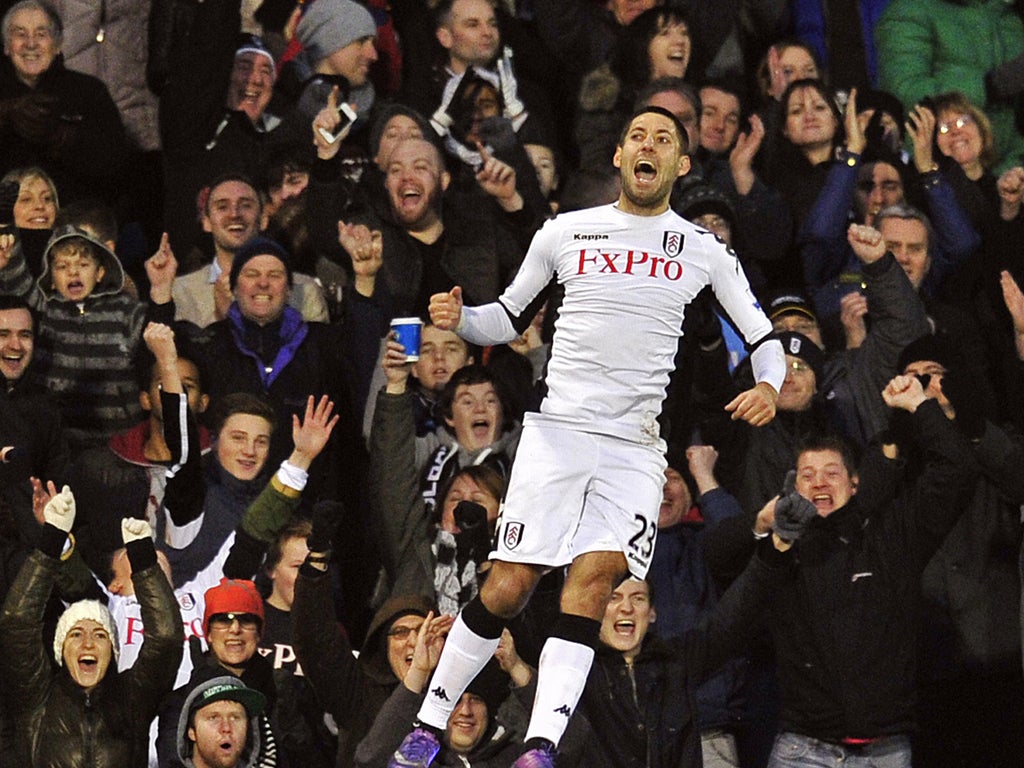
[462,204,782,445]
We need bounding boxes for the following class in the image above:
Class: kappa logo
[504,522,524,550]
[431,686,451,702]
[663,230,684,258]
[553,705,572,718]
[573,232,609,241]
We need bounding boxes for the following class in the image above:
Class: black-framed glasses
[387,625,422,641]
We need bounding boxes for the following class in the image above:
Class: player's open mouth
[77,655,98,672]
[812,493,832,510]
[471,419,492,439]
[634,160,657,182]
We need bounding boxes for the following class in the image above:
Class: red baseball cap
[203,578,265,636]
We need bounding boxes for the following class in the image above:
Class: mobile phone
[317,102,357,144]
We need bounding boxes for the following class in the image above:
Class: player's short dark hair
[617,106,690,154]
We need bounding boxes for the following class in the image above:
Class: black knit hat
[229,236,293,290]
[463,658,510,716]
[778,331,825,383]
[897,334,959,375]
[674,183,737,229]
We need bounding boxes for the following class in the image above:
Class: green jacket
[877,0,1024,171]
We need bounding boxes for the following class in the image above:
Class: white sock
[523,636,596,746]
[416,612,501,730]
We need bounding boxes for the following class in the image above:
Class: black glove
[772,470,818,541]
[454,501,492,564]
[431,67,481,136]
[307,499,345,553]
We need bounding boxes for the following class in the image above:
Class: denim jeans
[768,731,912,768]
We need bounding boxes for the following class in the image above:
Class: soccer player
[388,106,786,768]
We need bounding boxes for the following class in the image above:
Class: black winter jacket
[0,547,182,768]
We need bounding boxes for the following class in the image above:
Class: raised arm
[123,517,183,719]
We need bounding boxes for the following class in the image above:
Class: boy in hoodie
[0,224,176,448]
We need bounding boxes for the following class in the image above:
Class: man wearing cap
[157,0,292,258]
[171,174,328,328]
[181,234,365,509]
[0,486,183,767]
[273,0,379,150]
[176,676,267,768]
[158,578,279,768]
[764,222,931,447]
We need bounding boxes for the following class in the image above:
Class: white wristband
[277,461,309,492]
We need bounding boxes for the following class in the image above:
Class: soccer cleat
[387,727,441,768]
[511,744,557,768]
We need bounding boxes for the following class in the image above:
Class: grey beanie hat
[297,0,377,64]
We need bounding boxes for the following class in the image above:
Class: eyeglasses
[208,612,261,632]
[787,360,813,373]
[938,114,974,134]
[387,624,422,641]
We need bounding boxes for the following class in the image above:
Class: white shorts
[493,419,666,578]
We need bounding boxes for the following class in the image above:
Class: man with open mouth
[177,676,267,768]
[387,106,786,768]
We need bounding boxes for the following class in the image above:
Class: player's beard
[620,171,673,213]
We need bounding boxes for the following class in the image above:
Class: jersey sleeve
[458,218,561,345]
[706,236,786,392]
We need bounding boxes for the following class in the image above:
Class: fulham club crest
[663,231,684,258]
[504,522,524,550]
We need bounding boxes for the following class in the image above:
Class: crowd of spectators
[1,0,1024,765]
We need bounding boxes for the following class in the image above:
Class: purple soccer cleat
[387,727,441,768]
[511,744,558,768]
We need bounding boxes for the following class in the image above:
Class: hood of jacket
[38,225,126,302]
[360,593,437,684]
[176,675,263,768]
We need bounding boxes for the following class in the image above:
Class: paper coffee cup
[390,317,423,361]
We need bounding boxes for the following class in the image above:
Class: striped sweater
[0,240,172,448]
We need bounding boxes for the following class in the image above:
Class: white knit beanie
[53,600,120,665]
